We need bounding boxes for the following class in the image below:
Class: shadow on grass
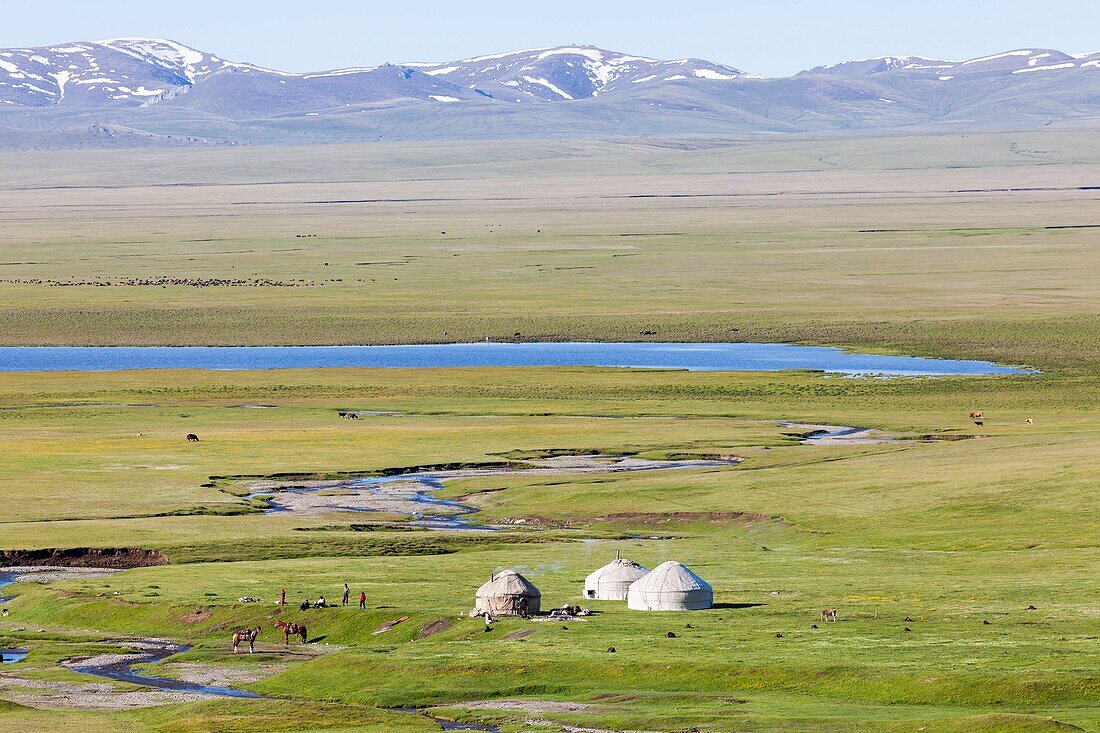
[712,602,766,610]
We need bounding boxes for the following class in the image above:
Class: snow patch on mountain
[1013,62,1076,74]
[962,49,1034,65]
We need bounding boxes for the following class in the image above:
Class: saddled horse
[275,620,308,645]
[232,625,261,654]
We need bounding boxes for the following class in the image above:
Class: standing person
[342,583,350,607]
[358,590,366,610]
[279,587,286,606]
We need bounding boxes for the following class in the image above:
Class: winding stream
[245,455,742,529]
[67,641,264,699]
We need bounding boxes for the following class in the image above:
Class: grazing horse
[187,433,200,442]
[232,626,261,654]
[820,609,838,622]
[968,411,984,420]
[275,620,308,645]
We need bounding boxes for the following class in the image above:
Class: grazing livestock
[969,411,984,419]
[231,626,261,654]
[821,609,838,622]
[974,421,984,427]
[275,620,308,644]
[186,434,200,442]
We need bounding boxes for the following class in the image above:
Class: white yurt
[626,560,713,611]
[474,569,541,616]
[583,555,650,601]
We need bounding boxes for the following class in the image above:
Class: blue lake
[0,343,1023,376]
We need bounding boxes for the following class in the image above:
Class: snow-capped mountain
[0,41,188,107]
[799,56,958,77]
[405,46,747,101]
[0,39,1098,149]
[800,49,1096,78]
[0,39,487,110]
[0,40,747,110]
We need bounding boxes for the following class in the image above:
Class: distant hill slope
[0,40,1097,149]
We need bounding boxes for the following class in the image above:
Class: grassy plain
[0,130,1098,369]
[0,130,1097,731]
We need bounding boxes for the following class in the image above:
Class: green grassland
[0,365,1096,731]
[0,130,1098,731]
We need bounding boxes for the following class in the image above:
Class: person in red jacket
[358,591,366,610]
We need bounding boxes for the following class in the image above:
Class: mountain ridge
[1,39,1098,149]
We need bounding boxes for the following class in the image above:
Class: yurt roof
[586,557,649,583]
[629,561,711,593]
[476,569,540,597]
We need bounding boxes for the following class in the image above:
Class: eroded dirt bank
[0,547,168,569]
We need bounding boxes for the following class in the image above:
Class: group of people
[278,582,367,611]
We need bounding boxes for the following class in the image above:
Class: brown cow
[821,609,838,622]
[968,411,984,420]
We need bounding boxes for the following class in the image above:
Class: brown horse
[275,620,307,645]
[232,625,261,654]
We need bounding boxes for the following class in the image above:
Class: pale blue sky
[3,0,1098,76]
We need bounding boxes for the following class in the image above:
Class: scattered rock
[811,624,818,629]
[904,627,912,632]
[665,632,677,638]
[983,620,991,625]
[1027,605,1037,610]
[774,633,783,638]
[605,646,616,653]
